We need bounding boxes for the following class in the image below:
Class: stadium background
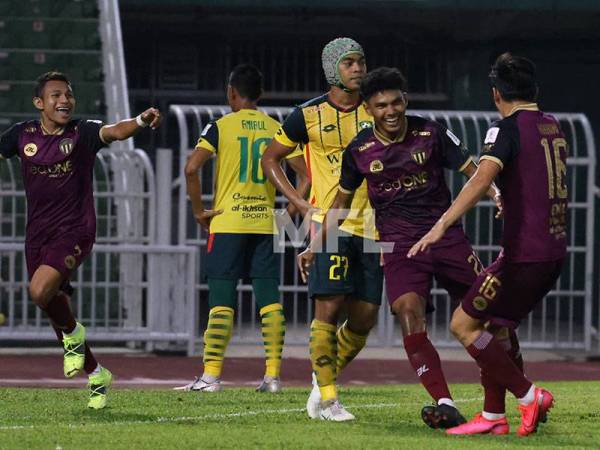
[1,0,599,355]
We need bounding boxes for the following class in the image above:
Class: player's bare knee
[29,283,53,308]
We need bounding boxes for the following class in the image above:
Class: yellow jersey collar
[507,102,539,116]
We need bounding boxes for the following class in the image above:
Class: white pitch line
[0,397,483,431]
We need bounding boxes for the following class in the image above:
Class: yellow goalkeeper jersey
[196,108,300,234]
[274,94,376,239]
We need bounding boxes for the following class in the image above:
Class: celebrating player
[409,53,563,436]
[0,71,162,409]
[177,64,308,393]
[262,38,383,421]
[298,66,502,428]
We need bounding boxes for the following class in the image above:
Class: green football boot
[62,323,86,378]
[88,367,113,409]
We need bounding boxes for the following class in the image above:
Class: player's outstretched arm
[100,107,162,143]
[262,140,314,217]
[297,189,354,282]
[185,146,223,230]
[461,160,503,218]
[408,159,501,257]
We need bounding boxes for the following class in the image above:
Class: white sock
[482,411,505,420]
[90,364,102,376]
[63,323,80,338]
[438,398,456,408]
[202,374,218,383]
[518,384,536,405]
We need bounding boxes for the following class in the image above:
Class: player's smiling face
[365,89,408,140]
[34,80,76,127]
[338,53,366,91]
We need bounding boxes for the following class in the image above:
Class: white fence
[0,147,197,353]
[170,105,598,352]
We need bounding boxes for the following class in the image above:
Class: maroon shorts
[461,253,564,329]
[25,233,94,281]
[382,235,481,311]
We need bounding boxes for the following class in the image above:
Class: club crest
[59,138,74,156]
[411,149,428,165]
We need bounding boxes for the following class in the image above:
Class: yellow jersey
[196,108,300,234]
[274,94,376,239]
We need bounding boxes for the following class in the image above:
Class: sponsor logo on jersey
[472,296,488,311]
[369,159,384,173]
[411,149,428,165]
[412,130,431,137]
[376,171,429,193]
[30,160,73,177]
[322,124,337,133]
[25,126,36,134]
[23,143,38,157]
[64,255,76,270]
[358,141,376,152]
[59,138,74,156]
[359,121,373,129]
[484,127,500,144]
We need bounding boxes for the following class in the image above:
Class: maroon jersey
[0,119,105,245]
[339,115,472,245]
[480,105,568,262]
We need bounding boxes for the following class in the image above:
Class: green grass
[1,381,599,449]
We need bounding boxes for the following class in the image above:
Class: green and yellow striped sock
[202,306,234,378]
[259,303,286,378]
[336,320,368,374]
[309,319,338,402]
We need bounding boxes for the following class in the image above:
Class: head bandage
[321,37,364,90]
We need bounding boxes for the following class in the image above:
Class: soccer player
[0,71,162,409]
[298,66,502,428]
[177,64,308,393]
[262,38,383,421]
[408,53,563,436]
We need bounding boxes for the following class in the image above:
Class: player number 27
[541,137,568,200]
[329,255,349,281]
[238,137,271,184]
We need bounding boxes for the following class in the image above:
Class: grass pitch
[1,381,599,449]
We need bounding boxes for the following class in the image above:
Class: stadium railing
[169,104,598,353]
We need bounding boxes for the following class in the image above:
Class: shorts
[461,253,564,329]
[382,234,481,312]
[25,233,94,292]
[307,228,383,305]
[203,233,280,280]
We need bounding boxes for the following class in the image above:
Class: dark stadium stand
[0,0,105,132]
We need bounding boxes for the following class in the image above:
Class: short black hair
[360,67,408,101]
[489,53,538,102]
[228,64,263,101]
[35,71,71,98]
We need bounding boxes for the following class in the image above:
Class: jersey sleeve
[479,119,519,170]
[439,125,472,172]
[0,123,20,159]
[79,119,106,154]
[339,147,364,193]
[195,121,219,153]
[284,145,304,160]
[274,107,308,147]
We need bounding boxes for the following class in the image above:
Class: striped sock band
[336,320,368,373]
[203,306,234,378]
[259,303,286,378]
[309,319,338,402]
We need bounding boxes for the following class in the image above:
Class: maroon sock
[43,293,76,333]
[467,331,531,399]
[404,332,452,401]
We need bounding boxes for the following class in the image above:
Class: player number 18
[238,137,271,184]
